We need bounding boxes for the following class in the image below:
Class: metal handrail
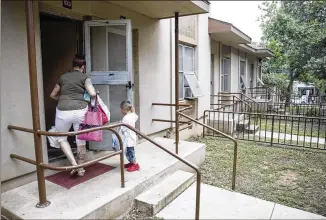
[206,110,326,120]
[178,106,238,190]
[212,93,262,112]
[217,92,260,106]
[152,103,191,107]
[151,102,238,191]
[8,124,125,184]
[211,94,251,112]
[233,96,251,110]
[8,123,201,220]
[241,93,259,105]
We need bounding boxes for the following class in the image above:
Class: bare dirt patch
[277,170,299,187]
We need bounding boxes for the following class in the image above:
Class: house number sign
[63,0,72,9]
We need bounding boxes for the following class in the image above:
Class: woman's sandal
[77,168,85,177]
[69,169,77,176]
[69,168,85,176]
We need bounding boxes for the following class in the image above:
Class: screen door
[85,20,132,150]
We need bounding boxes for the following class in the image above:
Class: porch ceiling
[108,1,210,19]
[239,44,274,58]
[209,17,251,44]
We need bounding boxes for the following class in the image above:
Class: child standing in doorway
[119,101,140,172]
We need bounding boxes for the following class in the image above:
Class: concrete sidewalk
[156,183,325,219]
[258,131,325,145]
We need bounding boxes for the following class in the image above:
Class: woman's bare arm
[50,84,60,100]
[85,78,96,97]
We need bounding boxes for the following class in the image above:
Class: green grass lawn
[257,118,326,138]
[189,136,326,216]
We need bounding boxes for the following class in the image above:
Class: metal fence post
[174,12,179,154]
[271,115,275,146]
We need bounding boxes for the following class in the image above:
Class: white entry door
[84,20,133,150]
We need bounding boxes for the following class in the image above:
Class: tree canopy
[259,1,326,98]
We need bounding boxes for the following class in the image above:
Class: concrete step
[245,125,259,134]
[135,170,195,216]
[1,137,206,220]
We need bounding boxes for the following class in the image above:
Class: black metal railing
[203,110,326,150]
[211,93,253,113]
[152,103,238,190]
[267,102,326,118]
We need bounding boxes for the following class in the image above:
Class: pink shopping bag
[78,105,103,142]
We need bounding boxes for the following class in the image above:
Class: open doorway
[40,13,83,161]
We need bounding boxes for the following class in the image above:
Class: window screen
[179,44,196,99]
[185,74,203,97]
[184,47,194,73]
[221,75,229,92]
[221,58,230,92]
[240,75,246,89]
[179,72,184,99]
[240,61,245,76]
[257,77,264,86]
[107,31,127,71]
[179,45,183,72]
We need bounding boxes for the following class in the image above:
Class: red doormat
[45,163,115,189]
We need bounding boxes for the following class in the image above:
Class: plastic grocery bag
[47,126,60,148]
[112,133,120,151]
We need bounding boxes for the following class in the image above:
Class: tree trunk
[285,71,294,107]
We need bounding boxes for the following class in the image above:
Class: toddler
[119,101,139,172]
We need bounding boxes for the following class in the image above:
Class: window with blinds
[179,44,203,100]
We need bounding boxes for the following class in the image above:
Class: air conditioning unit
[184,87,194,99]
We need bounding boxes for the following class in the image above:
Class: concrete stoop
[135,170,195,216]
[1,137,206,220]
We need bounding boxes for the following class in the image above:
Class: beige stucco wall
[196,14,211,118]
[0,0,2,206]
[1,1,211,186]
[1,1,47,182]
[210,40,221,108]
[209,38,263,96]
[210,40,220,97]
[139,18,172,134]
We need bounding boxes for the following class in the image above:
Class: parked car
[291,95,308,104]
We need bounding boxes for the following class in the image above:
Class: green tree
[259,1,326,105]
[262,73,289,101]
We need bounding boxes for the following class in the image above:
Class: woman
[50,54,96,176]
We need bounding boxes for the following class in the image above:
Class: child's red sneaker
[124,163,132,168]
[127,163,140,172]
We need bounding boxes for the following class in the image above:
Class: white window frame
[221,57,230,92]
[179,44,196,100]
